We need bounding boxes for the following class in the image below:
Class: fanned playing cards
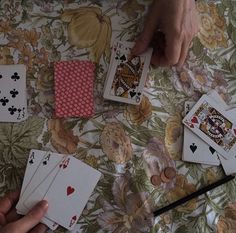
[16,149,101,231]
[0,65,28,122]
[182,91,236,175]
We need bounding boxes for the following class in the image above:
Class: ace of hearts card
[103,41,152,105]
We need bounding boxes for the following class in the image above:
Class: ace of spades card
[103,41,152,105]
[18,151,101,231]
[0,65,28,122]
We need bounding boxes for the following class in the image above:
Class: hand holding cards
[182,91,236,175]
[16,150,101,231]
[104,41,152,105]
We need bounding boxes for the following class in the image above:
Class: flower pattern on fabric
[0,1,236,232]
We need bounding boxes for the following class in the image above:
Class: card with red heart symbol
[182,100,220,166]
[183,94,236,159]
[42,155,101,230]
[16,151,101,231]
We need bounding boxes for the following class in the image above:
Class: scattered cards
[183,94,236,159]
[103,40,152,105]
[182,90,236,175]
[16,149,101,231]
[0,65,28,122]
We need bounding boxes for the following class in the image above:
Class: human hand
[0,190,48,233]
[132,0,199,67]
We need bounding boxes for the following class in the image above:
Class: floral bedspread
[1,0,236,232]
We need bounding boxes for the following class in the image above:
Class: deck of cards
[182,90,236,176]
[0,65,28,122]
[103,40,152,105]
[16,149,101,231]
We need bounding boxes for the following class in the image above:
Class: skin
[132,0,199,67]
[0,191,48,233]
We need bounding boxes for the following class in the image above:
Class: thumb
[132,1,159,55]
[9,200,48,233]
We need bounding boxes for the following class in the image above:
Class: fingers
[177,39,191,67]
[2,200,48,233]
[0,190,20,214]
[132,1,159,55]
[29,223,48,233]
[165,30,183,66]
[6,209,21,223]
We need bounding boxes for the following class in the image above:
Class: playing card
[42,155,101,230]
[182,91,229,165]
[22,152,65,210]
[183,94,236,159]
[16,150,59,230]
[0,65,28,122]
[219,108,236,175]
[103,41,152,105]
[183,101,220,165]
[16,150,45,213]
[54,60,95,118]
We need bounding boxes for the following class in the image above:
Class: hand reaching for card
[0,191,48,233]
[132,0,198,67]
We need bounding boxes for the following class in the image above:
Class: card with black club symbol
[0,64,28,122]
[103,40,152,105]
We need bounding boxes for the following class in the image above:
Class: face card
[22,152,65,210]
[43,156,101,231]
[182,91,229,165]
[103,41,152,105]
[0,65,28,122]
[183,101,220,165]
[16,150,59,231]
[219,108,236,175]
[183,94,236,159]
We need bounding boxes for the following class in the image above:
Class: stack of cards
[54,60,95,118]
[182,90,236,175]
[16,149,101,231]
[103,41,152,105]
[0,65,28,122]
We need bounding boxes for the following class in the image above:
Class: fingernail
[37,200,49,211]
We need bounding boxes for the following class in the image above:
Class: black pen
[153,175,234,217]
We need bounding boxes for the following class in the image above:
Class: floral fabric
[0,0,236,232]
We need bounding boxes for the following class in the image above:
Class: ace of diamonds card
[0,64,28,122]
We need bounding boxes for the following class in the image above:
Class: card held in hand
[43,155,101,230]
[54,60,95,118]
[0,64,28,122]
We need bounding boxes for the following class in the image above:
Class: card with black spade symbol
[0,64,28,122]
[182,101,220,166]
[16,150,101,231]
[104,41,152,105]
[16,150,60,230]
